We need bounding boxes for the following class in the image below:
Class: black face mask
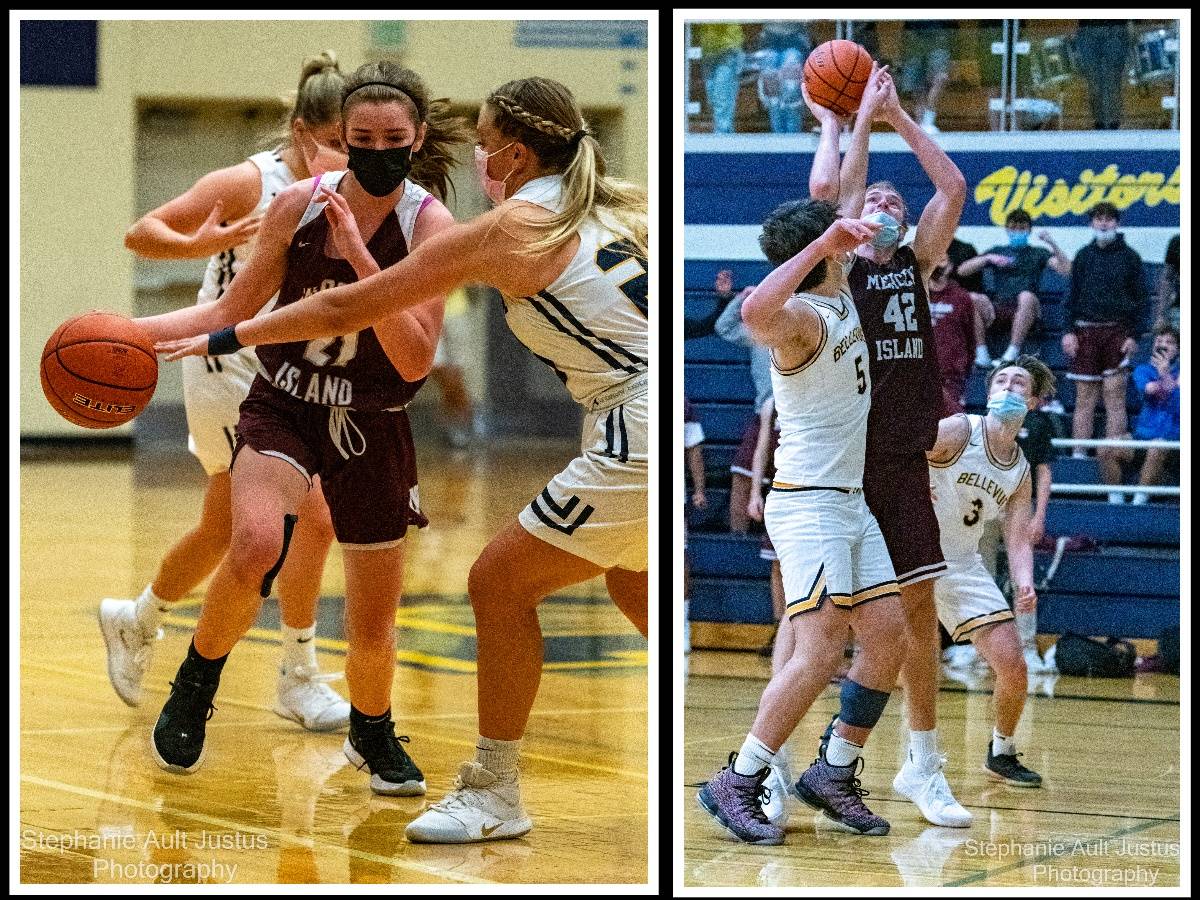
[347,144,413,197]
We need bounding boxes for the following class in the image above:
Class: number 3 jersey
[501,175,648,411]
[255,171,433,412]
[770,266,871,489]
[929,414,1031,561]
[849,245,943,457]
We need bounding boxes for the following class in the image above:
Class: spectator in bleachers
[956,210,1071,366]
[1153,234,1180,332]
[684,398,707,657]
[744,397,783,657]
[715,282,775,533]
[1130,324,1180,505]
[947,234,984,293]
[685,269,739,339]
[928,252,990,415]
[693,23,746,134]
[754,21,812,134]
[1075,20,1132,130]
[898,21,956,133]
[1062,201,1147,501]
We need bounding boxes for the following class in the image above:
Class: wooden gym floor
[683,649,1180,889]
[19,437,648,885]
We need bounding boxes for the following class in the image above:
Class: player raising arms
[130,61,467,797]
[809,64,973,827]
[100,52,350,731]
[928,358,1050,787]
[156,76,649,844]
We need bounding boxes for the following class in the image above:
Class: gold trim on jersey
[803,288,851,321]
[952,608,1015,642]
[833,578,900,608]
[771,306,827,376]
[786,563,829,617]
[982,418,1021,470]
[928,414,972,469]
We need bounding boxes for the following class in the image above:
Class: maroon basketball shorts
[730,413,761,479]
[1067,322,1130,381]
[863,450,947,586]
[233,378,427,548]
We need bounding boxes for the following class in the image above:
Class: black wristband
[208,325,244,356]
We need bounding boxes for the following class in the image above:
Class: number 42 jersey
[502,175,648,410]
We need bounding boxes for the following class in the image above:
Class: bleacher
[685,259,1180,640]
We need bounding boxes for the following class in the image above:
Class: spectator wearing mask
[957,210,1071,366]
[715,281,774,533]
[1154,234,1180,332]
[928,252,992,415]
[755,21,813,134]
[1129,325,1180,505]
[693,23,746,134]
[1062,202,1147,501]
[1075,21,1132,130]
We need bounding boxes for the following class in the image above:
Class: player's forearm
[1007,535,1035,589]
[810,118,842,202]
[889,109,966,199]
[741,241,829,345]
[124,217,211,260]
[1034,471,1051,521]
[135,303,228,342]
[838,113,871,216]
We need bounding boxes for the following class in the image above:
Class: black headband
[343,81,423,116]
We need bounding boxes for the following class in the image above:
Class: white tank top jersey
[770,258,871,489]
[195,149,295,310]
[930,413,1032,561]
[502,175,648,409]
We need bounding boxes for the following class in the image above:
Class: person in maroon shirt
[928,252,987,416]
[132,61,464,795]
[810,65,973,828]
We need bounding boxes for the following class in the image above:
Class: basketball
[39,311,158,428]
[803,39,873,117]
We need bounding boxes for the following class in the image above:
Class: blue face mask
[1007,230,1029,248]
[987,389,1028,424]
[863,211,900,249]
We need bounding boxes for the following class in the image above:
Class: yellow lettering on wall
[975,165,1180,224]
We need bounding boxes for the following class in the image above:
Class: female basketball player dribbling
[99,52,350,731]
[158,76,649,844]
[132,60,469,795]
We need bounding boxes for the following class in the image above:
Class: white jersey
[502,175,648,410]
[930,414,1032,561]
[770,264,871,488]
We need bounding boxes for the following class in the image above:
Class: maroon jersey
[929,279,975,386]
[849,245,943,456]
[256,174,432,412]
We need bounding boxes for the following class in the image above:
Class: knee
[468,555,514,617]
[227,521,285,587]
[1017,291,1040,312]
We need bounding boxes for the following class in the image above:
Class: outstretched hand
[191,201,262,256]
[821,217,882,255]
[856,62,893,123]
[802,80,849,128]
[155,334,211,361]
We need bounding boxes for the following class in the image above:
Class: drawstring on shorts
[329,407,367,460]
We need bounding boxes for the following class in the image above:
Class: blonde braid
[492,95,576,141]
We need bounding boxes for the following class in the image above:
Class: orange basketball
[40,311,158,429]
[803,40,874,117]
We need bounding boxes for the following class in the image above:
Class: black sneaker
[984,743,1043,787]
[151,674,219,774]
[344,719,427,796]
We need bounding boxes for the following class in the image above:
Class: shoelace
[723,752,773,823]
[357,722,414,770]
[826,756,873,815]
[167,678,217,721]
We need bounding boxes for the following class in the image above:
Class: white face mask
[474,142,515,204]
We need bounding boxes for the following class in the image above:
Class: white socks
[134,584,169,634]
[476,736,521,778]
[733,734,776,775]
[920,108,936,128]
[908,729,940,768]
[992,729,1016,757]
[280,623,318,672]
[1001,344,1020,363]
[826,733,862,768]
[975,345,993,367]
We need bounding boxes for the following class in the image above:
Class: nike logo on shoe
[481,823,502,837]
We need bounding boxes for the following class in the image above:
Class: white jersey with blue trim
[770,259,872,489]
[502,175,648,409]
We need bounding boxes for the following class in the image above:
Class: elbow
[947,172,968,203]
[810,179,838,203]
[123,223,146,255]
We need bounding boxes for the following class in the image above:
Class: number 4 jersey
[501,175,648,410]
[256,171,435,412]
[849,245,943,456]
[770,262,871,489]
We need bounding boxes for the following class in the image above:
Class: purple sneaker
[696,752,785,845]
[794,750,890,835]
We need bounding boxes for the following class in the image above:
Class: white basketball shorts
[518,386,647,572]
[763,487,899,617]
[934,554,1015,643]
[180,348,259,476]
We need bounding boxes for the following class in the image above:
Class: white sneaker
[1131,491,1149,505]
[98,598,159,707]
[405,761,532,843]
[1022,645,1050,674]
[1108,491,1126,504]
[942,644,978,669]
[760,757,794,827]
[893,755,973,827]
[274,664,351,731]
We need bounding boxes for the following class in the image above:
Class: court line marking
[18,775,495,885]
